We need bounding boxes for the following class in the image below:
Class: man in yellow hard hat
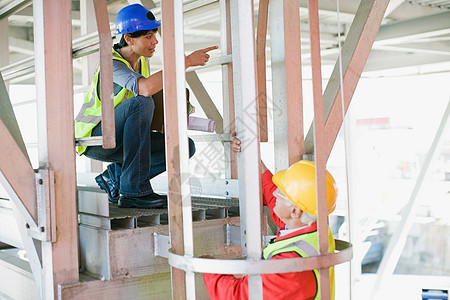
[203,137,337,300]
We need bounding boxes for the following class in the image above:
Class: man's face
[273,188,293,222]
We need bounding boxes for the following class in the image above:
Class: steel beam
[0,0,31,19]
[93,0,115,149]
[33,0,79,298]
[283,0,304,165]
[220,0,238,180]
[304,0,390,157]
[161,1,196,298]
[308,0,331,297]
[256,0,269,142]
[269,0,289,171]
[0,71,37,225]
[230,0,263,299]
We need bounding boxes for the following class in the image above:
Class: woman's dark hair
[114,29,158,49]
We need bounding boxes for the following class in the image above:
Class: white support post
[231,0,263,299]
[229,0,246,251]
[220,0,236,179]
[268,0,289,171]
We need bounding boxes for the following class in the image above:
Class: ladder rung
[75,136,103,147]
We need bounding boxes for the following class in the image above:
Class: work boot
[95,170,120,203]
[118,193,167,209]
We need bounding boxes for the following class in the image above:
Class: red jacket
[203,170,319,300]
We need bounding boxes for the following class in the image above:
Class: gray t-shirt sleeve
[112,59,144,95]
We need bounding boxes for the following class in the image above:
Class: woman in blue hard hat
[75,3,218,208]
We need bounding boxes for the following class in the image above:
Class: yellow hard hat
[272,160,337,216]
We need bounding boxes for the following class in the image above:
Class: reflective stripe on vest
[74,48,149,154]
[262,227,336,300]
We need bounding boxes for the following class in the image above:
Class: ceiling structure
[0,0,449,84]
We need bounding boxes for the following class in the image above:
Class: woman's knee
[129,95,155,117]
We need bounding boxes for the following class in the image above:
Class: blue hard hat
[115,4,161,35]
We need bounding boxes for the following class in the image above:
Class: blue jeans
[84,95,196,197]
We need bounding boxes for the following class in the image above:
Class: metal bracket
[27,168,56,242]
[227,224,241,247]
[154,232,170,258]
[227,224,275,247]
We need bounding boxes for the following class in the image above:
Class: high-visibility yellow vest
[262,226,336,300]
[74,48,150,154]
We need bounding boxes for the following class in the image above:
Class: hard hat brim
[115,19,161,35]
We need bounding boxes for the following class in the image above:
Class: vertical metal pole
[283,0,304,164]
[33,0,79,298]
[220,0,237,180]
[308,0,331,298]
[161,1,195,299]
[231,0,263,299]
[80,0,103,173]
[269,0,289,171]
[93,0,115,149]
[256,0,269,143]
[304,0,390,157]
[230,0,246,251]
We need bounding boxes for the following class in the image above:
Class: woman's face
[129,30,159,58]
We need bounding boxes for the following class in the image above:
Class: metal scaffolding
[6,0,441,299]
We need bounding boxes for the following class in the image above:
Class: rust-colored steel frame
[161,1,195,298]
[266,0,389,298]
[0,0,117,298]
[307,0,389,297]
[0,0,392,298]
[33,0,79,298]
[256,0,269,142]
[304,0,391,158]
[93,0,115,149]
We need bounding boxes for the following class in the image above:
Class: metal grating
[80,197,240,230]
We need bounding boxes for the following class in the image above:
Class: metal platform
[78,189,240,229]
[78,189,242,281]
